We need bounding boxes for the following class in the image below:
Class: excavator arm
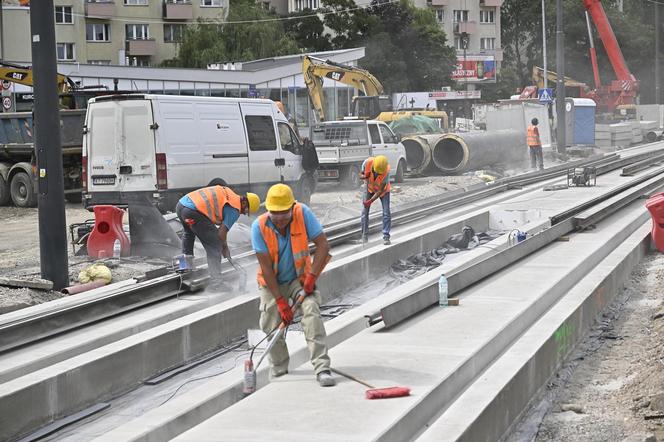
[302,55,385,121]
[0,61,76,94]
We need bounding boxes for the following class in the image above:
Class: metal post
[656,1,661,105]
[0,2,4,60]
[555,0,566,154]
[30,1,69,290]
[461,32,470,124]
[542,0,548,90]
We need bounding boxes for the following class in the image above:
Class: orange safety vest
[363,158,391,196]
[527,125,541,147]
[256,203,312,287]
[186,186,242,225]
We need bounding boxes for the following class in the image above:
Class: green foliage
[283,9,332,52]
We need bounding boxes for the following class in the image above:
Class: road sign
[1,80,11,90]
[538,88,553,103]
[2,96,12,110]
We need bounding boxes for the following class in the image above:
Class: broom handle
[254,293,306,370]
[330,368,375,389]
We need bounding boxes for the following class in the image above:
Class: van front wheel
[395,160,406,183]
[296,174,315,206]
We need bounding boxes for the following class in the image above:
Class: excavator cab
[351,95,393,120]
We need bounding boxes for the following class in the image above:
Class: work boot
[383,237,391,246]
[317,370,336,387]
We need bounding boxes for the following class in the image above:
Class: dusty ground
[0,173,485,314]
[511,252,664,442]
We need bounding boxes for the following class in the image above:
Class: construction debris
[0,276,53,291]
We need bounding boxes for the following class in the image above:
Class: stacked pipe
[402,130,526,175]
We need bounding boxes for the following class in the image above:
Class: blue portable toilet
[565,98,596,145]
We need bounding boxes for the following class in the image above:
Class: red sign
[452,58,496,82]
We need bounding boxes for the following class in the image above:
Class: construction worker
[360,155,392,245]
[527,118,544,171]
[176,186,260,291]
[251,183,335,387]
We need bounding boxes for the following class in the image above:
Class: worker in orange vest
[360,155,392,245]
[251,183,335,387]
[527,118,544,171]
[176,186,260,291]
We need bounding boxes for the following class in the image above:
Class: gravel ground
[510,252,664,442]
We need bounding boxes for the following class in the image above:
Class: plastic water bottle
[113,239,121,258]
[438,275,448,306]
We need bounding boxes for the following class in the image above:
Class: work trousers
[361,191,391,240]
[529,146,544,170]
[176,202,223,283]
[258,279,331,377]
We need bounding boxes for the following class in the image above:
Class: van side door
[240,102,282,192]
[278,121,303,186]
[378,123,400,169]
[368,123,382,158]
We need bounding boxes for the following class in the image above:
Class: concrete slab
[171,200,649,441]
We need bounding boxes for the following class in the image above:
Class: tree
[283,9,332,52]
[170,0,300,68]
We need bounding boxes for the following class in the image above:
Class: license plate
[92,176,116,185]
[320,170,339,178]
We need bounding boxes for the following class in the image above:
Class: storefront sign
[452,56,497,83]
[428,90,481,100]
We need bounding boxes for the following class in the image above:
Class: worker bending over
[360,155,392,245]
[251,183,335,387]
[176,185,260,291]
[527,118,544,171]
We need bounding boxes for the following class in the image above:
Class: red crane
[582,0,639,114]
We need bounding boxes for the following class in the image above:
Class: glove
[276,297,293,324]
[303,272,317,295]
[363,199,372,209]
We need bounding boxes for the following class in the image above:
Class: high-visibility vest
[363,157,391,196]
[186,186,242,225]
[527,125,541,147]
[256,203,312,286]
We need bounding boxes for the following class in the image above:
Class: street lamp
[461,32,470,124]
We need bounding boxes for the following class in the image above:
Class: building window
[435,8,444,23]
[126,24,150,40]
[454,36,468,50]
[128,57,151,67]
[55,6,73,24]
[453,9,468,22]
[163,24,184,43]
[166,0,189,3]
[480,9,495,23]
[86,23,111,41]
[294,0,318,10]
[262,1,270,9]
[56,43,75,61]
[89,60,111,65]
[125,0,148,4]
[201,0,222,5]
[480,37,495,50]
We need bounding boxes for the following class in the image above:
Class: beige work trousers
[258,279,331,377]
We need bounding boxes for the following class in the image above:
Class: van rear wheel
[10,172,37,208]
[395,160,406,183]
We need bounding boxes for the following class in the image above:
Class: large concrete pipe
[401,134,444,174]
[646,130,664,143]
[430,130,526,174]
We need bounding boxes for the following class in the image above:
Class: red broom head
[365,386,411,400]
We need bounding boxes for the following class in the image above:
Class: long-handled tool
[242,291,306,395]
[331,367,411,400]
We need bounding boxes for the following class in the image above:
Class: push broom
[331,367,411,399]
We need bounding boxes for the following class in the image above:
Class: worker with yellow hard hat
[251,183,335,387]
[360,155,392,245]
[176,185,260,292]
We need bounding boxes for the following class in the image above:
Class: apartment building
[0,0,228,66]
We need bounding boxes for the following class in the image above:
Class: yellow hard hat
[373,155,388,174]
[245,192,260,213]
[265,183,295,212]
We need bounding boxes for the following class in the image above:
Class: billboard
[452,56,496,83]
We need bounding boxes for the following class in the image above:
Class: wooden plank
[0,277,53,291]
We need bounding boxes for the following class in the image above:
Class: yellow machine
[302,55,447,128]
[531,66,591,98]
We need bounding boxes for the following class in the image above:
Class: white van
[82,94,315,211]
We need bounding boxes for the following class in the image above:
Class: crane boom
[0,61,77,94]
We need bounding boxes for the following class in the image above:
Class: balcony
[85,1,114,19]
[126,39,157,56]
[431,0,447,5]
[480,0,503,6]
[163,1,193,20]
[453,21,476,34]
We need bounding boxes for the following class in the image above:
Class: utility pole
[656,1,661,105]
[555,0,566,154]
[542,0,548,90]
[30,1,69,290]
[461,32,470,126]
